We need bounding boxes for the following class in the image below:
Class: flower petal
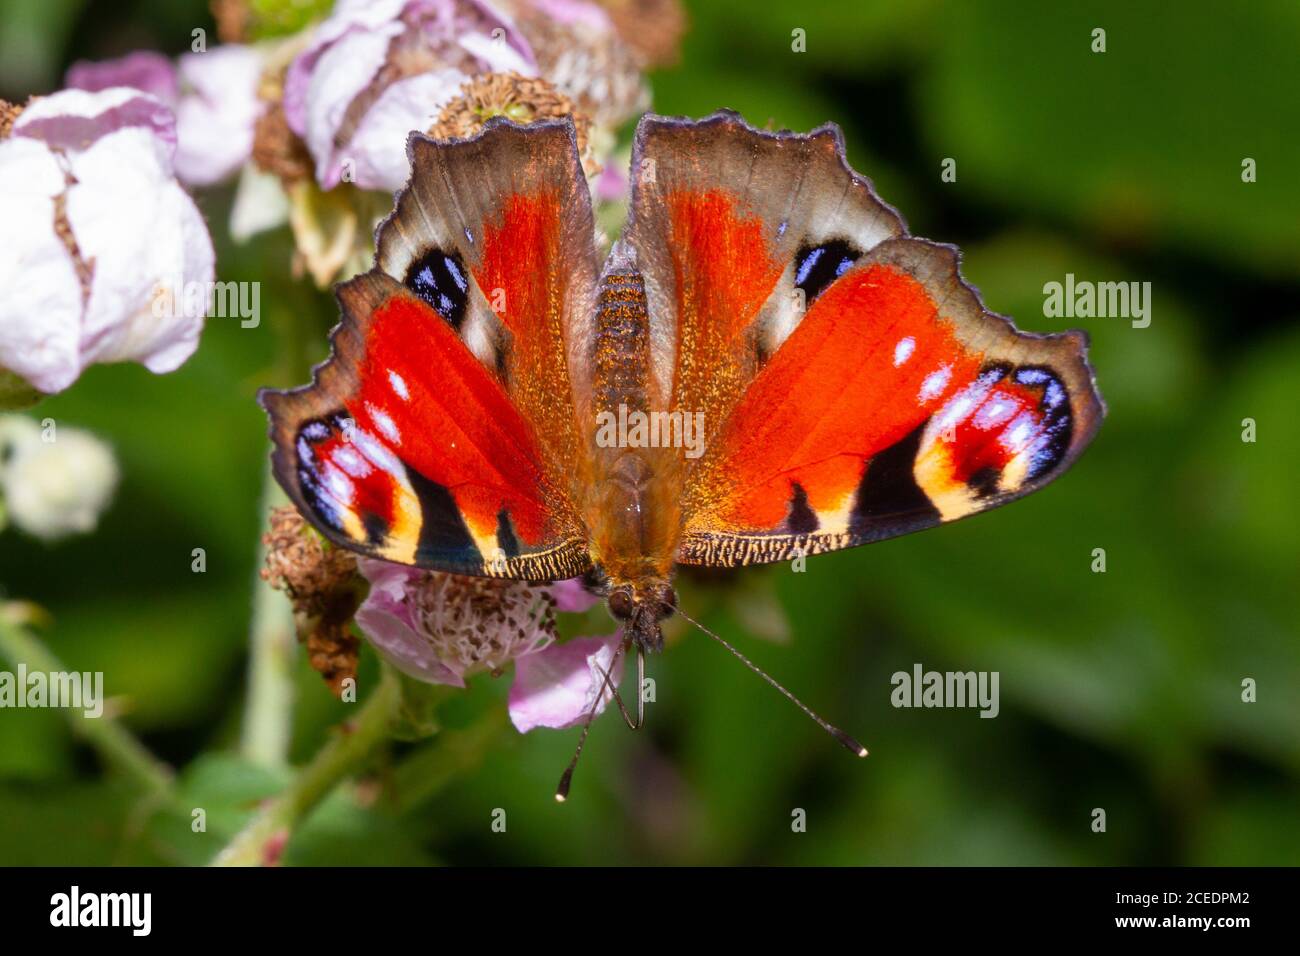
[173,45,264,186]
[457,30,537,77]
[355,558,465,686]
[66,50,178,103]
[508,632,623,733]
[530,0,615,30]
[285,2,406,137]
[229,165,291,242]
[13,87,177,163]
[549,577,601,613]
[341,69,466,190]
[286,0,539,189]
[595,161,629,202]
[301,25,403,187]
[0,138,84,394]
[64,128,214,375]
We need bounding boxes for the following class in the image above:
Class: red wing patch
[665,189,784,420]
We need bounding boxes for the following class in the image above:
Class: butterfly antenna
[672,604,868,758]
[556,638,635,802]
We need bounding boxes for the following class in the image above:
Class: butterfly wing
[260,119,596,580]
[624,111,1104,567]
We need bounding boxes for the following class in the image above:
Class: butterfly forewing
[260,120,598,580]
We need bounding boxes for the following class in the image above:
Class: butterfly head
[606,580,676,653]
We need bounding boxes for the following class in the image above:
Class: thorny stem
[0,605,175,802]
[212,665,402,866]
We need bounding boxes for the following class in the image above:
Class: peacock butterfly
[259,110,1104,788]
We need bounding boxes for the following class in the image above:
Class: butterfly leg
[595,636,644,731]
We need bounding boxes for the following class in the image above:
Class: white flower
[66,45,266,188]
[283,0,538,192]
[0,415,118,541]
[173,46,265,187]
[0,88,215,395]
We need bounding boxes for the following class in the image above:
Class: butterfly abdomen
[592,266,651,417]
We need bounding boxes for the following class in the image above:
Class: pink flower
[356,557,621,732]
[65,46,264,187]
[66,50,178,103]
[508,634,621,733]
[283,0,537,191]
[0,88,214,395]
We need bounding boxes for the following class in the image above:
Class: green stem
[0,609,175,802]
[389,708,505,814]
[212,665,401,866]
[239,467,296,768]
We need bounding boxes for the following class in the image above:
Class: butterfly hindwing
[625,111,1103,567]
[260,120,597,580]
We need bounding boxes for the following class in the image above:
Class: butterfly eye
[657,587,678,620]
[608,588,635,620]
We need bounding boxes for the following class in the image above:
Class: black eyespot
[404,248,469,328]
[608,588,635,620]
[794,238,861,304]
[1011,365,1074,481]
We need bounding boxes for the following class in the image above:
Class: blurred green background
[1,0,1297,865]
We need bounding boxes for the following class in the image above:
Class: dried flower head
[408,573,557,675]
[261,505,363,694]
[261,505,358,616]
[506,1,650,128]
[429,72,597,174]
[0,99,22,139]
[252,100,314,184]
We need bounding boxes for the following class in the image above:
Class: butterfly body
[574,247,678,648]
[260,110,1103,660]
